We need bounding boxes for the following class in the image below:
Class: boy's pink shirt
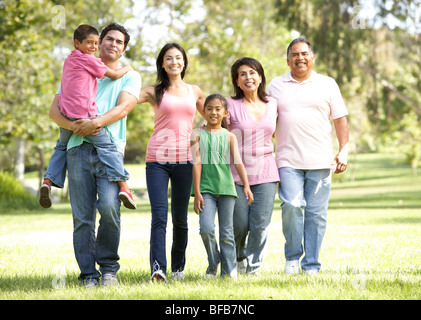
[58,50,109,118]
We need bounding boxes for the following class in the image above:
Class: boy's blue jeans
[199,193,237,278]
[278,167,331,272]
[146,162,192,276]
[44,125,129,188]
[67,143,121,281]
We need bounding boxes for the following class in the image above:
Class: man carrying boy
[49,23,141,287]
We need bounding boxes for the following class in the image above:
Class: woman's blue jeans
[199,193,237,278]
[278,167,331,271]
[233,182,277,274]
[146,162,192,276]
[67,143,121,281]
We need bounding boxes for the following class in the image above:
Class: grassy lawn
[0,153,420,300]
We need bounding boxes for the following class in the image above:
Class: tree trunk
[15,138,25,181]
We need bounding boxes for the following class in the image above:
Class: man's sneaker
[118,188,136,210]
[285,259,300,275]
[102,273,119,286]
[39,181,52,208]
[171,270,184,281]
[81,278,99,288]
[205,268,218,278]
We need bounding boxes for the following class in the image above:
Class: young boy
[39,24,136,209]
[191,94,254,278]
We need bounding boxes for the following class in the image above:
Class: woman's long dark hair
[154,42,188,106]
[230,57,268,103]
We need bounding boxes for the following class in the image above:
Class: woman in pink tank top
[138,43,205,282]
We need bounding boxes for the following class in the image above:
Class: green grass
[0,153,420,300]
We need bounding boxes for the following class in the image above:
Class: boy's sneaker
[118,188,136,209]
[39,181,52,208]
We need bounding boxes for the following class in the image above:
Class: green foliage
[1,0,420,172]
[0,171,38,211]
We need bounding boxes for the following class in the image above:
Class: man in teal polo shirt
[48,23,141,287]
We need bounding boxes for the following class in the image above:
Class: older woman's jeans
[278,167,331,272]
[233,182,277,274]
[199,193,237,278]
[146,162,192,276]
[67,143,122,282]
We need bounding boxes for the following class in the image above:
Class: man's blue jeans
[199,193,237,278]
[233,182,277,274]
[67,143,122,281]
[146,162,192,276]
[278,167,331,271]
[45,126,129,188]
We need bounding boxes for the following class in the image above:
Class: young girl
[191,94,254,279]
[40,24,136,210]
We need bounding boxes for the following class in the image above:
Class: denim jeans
[199,193,237,278]
[278,167,331,271]
[146,162,192,276]
[67,143,122,281]
[233,182,277,274]
[45,126,129,188]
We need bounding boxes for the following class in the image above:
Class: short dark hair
[99,23,130,49]
[74,24,99,42]
[287,38,314,57]
[204,93,228,110]
[230,57,268,103]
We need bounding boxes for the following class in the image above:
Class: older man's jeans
[278,167,331,271]
[146,162,192,276]
[67,143,122,281]
[233,182,277,274]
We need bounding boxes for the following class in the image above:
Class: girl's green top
[191,128,238,198]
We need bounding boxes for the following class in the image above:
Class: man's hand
[73,118,101,136]
[333,149,348,174]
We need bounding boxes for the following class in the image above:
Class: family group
[39,22,349,287]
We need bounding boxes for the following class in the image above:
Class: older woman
[226,57,279,274]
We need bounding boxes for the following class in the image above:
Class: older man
[49,23,141,287]
[267,38,349,274]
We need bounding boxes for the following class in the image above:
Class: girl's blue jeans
[199,193,237,278]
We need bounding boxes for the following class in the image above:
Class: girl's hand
[243,187,254,205]
[194,193,204,214]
